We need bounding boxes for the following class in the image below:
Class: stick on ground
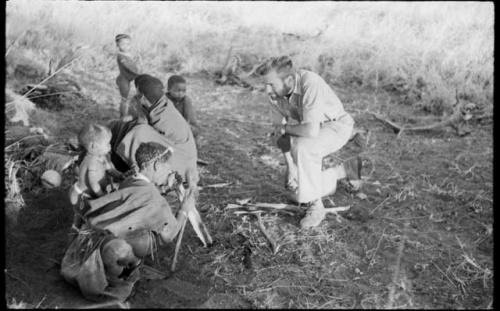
[255,213,279,254]
[171,217,187,272]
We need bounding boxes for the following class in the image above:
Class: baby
[69,123,124,228]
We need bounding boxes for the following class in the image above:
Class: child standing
[115,34,141,119]
[69,123,124,229]
[165,75,200,139]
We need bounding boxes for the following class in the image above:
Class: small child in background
[115,34,141,120]
[166,75,200,139]
[69,123,124,229]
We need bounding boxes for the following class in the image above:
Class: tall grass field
[6,1,493,115]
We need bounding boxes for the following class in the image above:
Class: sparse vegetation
[5,1,493,309]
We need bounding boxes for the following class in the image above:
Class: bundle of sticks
[169,177,213,272]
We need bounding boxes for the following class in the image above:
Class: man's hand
[270,117,287,143]
[271,123,283,138]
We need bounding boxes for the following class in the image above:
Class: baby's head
[78,123,112,156]
[115,33,132,53]
[167,75,187,101]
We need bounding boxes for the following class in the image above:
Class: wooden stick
[26,90,80,100]
[203,182,232,188]
[226,203,302,215]
[171,183,187,272]
[366,111,404,134]
[5,29,27,57]
[252,202,292,209]
[74,299,129,309]
[186,208,213,247]
[196,159,209,166]
[324,206,351,214]
[19,53,85,99]
[366,102,470,136]
[171,216,187,272]
[255,213,279,254]
[170,181,213,272]
[232,210,296,217]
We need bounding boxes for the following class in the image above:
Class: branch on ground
[363,100,480,137]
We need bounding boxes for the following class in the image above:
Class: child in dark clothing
[115,34,141,119]
[165,75,200,139]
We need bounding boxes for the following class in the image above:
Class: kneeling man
[61,142,195,302]
[260,56,362,228]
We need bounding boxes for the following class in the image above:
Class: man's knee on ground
[277,134,291,152]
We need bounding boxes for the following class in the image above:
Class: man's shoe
[300,199,326,229]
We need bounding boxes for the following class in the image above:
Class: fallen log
[366,99,478,137]
[214,47,259,89]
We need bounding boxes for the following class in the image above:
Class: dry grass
[5,89,36,126]
[6,1,493,115]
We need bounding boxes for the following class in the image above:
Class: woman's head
[134,74,164,106]
[135,142,173,185]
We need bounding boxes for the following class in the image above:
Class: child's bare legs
[116,75,131,118]
[120,97,129,118]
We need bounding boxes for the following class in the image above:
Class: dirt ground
[5,74,493,309]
